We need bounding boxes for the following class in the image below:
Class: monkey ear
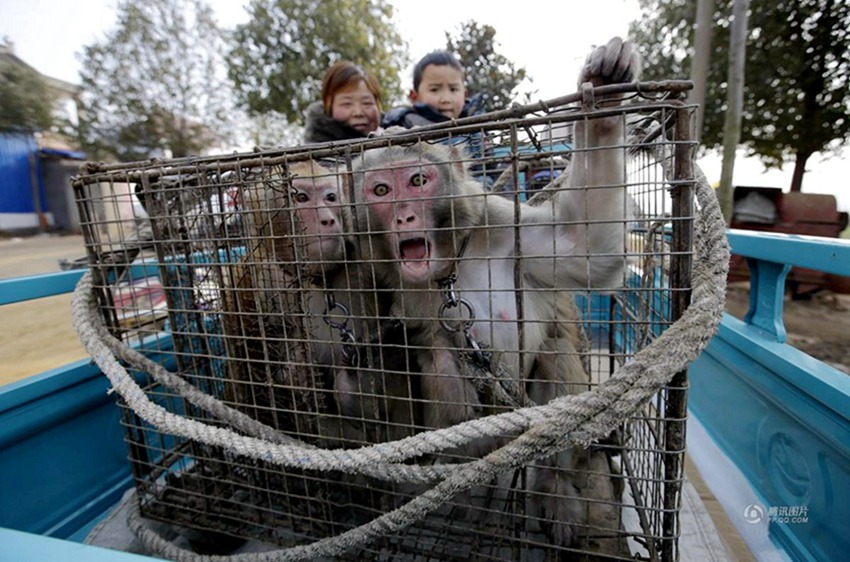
[447,144,471,177]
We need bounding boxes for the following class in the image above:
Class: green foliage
[445,21,530,112]
[630,0,850,184]
[0,57,55,133]
[228,0,408,123]
[77,0,235,161]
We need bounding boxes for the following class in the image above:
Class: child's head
[410,51,467,119]
[322,61,382,134]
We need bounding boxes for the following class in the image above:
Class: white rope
[72,171,729,561]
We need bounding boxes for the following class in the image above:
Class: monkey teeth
[399,238,430,265]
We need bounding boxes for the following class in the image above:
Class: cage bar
[73,80,697,561]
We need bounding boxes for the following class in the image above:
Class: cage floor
[85,470,739,561]
[111,319,688,560]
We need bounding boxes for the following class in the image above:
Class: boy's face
[331,79,380,133]
[410,64,466,119]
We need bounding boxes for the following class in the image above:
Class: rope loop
[71,167,729,561]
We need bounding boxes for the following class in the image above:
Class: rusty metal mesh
[73,81,698,561]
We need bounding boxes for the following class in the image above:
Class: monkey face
[354,144,483,287]
[359,158,452,285]
[289,176,347,269]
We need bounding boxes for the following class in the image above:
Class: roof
[1,41,80,94]
[39,147,86,160]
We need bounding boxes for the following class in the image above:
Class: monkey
[221,159,420,447]
[523,291,630,556]
[280,163,420,445]
[349,37,639,549]
[220,160,343,438]
[332,318,423,444]
[354,38,637,423]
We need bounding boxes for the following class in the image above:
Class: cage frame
[72,79,700,562]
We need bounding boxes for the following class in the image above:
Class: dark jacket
[382,95,494,186]
[380,95,484,129]
[303,101,369,144]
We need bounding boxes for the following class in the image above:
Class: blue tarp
[0,132,43,214]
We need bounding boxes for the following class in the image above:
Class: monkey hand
[528,469,583,548]
[380,125,409,136]
[578,36,641,89]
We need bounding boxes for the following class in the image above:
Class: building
[0,40,84,233]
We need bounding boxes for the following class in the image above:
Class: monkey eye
[410,173,428,187]
[325,192,337,203]
[292,191,309,203]
[373,183,390,197]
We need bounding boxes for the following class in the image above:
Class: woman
[304,61,382,143]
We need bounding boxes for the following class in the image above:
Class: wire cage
[73,80,698,561]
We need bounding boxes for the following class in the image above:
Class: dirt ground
[724,282,850,373]
[2,233,849,386]
[0,234,91,385]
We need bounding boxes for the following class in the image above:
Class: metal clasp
[437,273,491,371]
[323,292,359,367]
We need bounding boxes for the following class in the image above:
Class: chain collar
[322,291,359,368]
[437,271,492,373]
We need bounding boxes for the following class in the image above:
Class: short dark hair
[412,50,463,92]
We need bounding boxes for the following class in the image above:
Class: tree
[689,0,715,139]
[77,0,235,161]
[630,0,850,192]
[445,21,531,112]
[0,53,55,133]
[235,110,304,148]
[228,0,407,124]
[719,0,750,222]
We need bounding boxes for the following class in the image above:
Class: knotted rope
[72,169,728,561]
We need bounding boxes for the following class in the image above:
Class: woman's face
[331,80,380,133]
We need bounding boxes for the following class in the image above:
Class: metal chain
[323,291,359,368]
[437,273,492,372]
[437,274,529,408]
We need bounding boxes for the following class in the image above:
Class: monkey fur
[218,37,639,554]
[222,160,417,446]
[348,37,640,550]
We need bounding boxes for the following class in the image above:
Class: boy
[382,50,492,186]
[381,51,483,128]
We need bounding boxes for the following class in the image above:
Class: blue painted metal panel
[728,229,850,277]
[690,230,850,562]
[0,528,160,561]
[0,358,107,449]
[0,333,177,539]
[0,132,42,213]
[690,317,850,562]
[0,269,87,305]
[0,361,132,537]
[0,262,170,306]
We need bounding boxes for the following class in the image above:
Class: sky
[1,0,848,211]
[0,0,640,99]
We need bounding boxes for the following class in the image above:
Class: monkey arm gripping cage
[71,80,729,561]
